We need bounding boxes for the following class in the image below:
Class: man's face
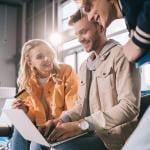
[79,0,113,28]
[73,16,101,53]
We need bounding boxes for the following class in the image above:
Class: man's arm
[132,0,150,50]
[120,0,150,63]
[60,62,87,122]
[64,65,78,110]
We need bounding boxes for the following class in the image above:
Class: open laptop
[3,109,88,148]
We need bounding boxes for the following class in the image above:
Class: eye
[81,29,88,34]
[36,54,43,59]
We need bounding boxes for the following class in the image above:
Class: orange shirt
[24,64,78,126]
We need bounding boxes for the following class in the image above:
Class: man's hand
[122,39,143,62]
[12,99,28,113]
[38,119,62,138]
[47,121,82,142]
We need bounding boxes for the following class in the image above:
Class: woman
[11,39,78,150]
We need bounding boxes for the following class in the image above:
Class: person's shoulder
[110,41,125,59]
[108,40,130,65]
[59,63,73,71]
[59,63,76,77]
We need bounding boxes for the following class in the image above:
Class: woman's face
[81,0,115,28]
[28,44,53,78]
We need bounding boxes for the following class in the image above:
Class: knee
[30,142,49,150]
[10,128,29,150]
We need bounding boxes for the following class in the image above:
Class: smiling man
[74,0,150,66]
[39,10,141,150]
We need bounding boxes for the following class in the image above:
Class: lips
[82,41,91,50]
[42,63,51,68]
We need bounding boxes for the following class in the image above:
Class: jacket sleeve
[85,48,141,133]
[23,97,35,123]
[60,63,86,122]
[132,0,150,49]
[64,65,78,110]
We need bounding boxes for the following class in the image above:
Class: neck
[115,0,123,18]
[37,72,50,79]
[95,38,107,55]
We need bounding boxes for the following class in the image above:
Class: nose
[87,13,93,22]
[44,56,49,62]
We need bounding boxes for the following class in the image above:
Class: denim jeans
[10,128,29,150]
[30,142,49,150]
[51,132,106,150]
[10,128,48,150]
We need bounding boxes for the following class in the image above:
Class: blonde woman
[10,39,78,150]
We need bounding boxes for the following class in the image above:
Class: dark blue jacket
[119,0,150,50]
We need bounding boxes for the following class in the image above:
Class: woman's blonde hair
[17,39,60,91]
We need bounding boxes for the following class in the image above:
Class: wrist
[78,119,89,132]
[53,119,64,125]
[58,119,64,124]
[24,106,29,113]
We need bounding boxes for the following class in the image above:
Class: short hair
[68,9,86,26]
[73,0,87,5]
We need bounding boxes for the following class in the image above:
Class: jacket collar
[29,71,62,87]
[87,39,119,71]
[118,0,123,13]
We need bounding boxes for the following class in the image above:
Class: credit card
[14,89,30,100]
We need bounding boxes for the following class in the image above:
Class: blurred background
[0,0,150,126]
[0,0,150,148]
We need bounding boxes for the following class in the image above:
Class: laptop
[3,109,88,148]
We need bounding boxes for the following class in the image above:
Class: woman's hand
[12,99,28,113]
[47,121,82,142]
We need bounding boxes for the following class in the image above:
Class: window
[64,53,76,70]
[77,51,89,71]
[58,1,79,32]
[141,63,150,90]
[108,32,129,45]
[63,39,80,50]
[107,19,127,35]
[106,19,129,44]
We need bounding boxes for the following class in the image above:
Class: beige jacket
[61,42,141,150]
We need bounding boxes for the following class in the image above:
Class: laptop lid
[3,109,88,148]
[3,109,50,147]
